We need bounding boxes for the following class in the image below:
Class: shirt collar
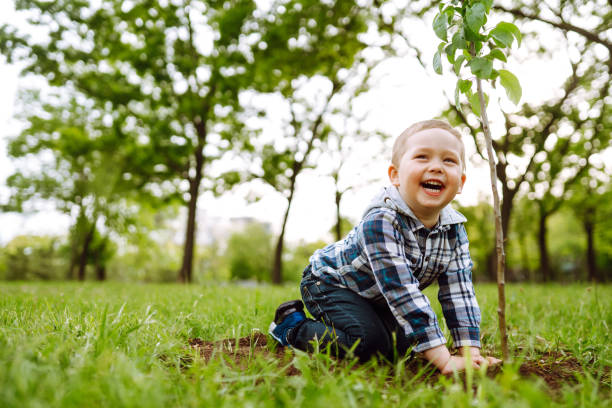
[385,186,467,231]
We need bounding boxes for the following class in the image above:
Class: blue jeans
[290,267,413,362]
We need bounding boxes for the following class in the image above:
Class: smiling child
[269,119,500,374]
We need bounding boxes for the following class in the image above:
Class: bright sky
[0,1,587,245]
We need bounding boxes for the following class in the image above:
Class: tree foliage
[248,0,389,283]
[0,0,259,283]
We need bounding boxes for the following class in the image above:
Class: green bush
[0,235,67,280]
[225,223,273,282]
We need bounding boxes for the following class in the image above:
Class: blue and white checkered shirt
[309,186,481,352]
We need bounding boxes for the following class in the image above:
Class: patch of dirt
[188,331,301,376]
[517,351,584,390]
[187,332,607,391]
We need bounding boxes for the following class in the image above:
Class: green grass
[0,282,610,407]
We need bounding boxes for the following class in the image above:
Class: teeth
[422,180,443,190]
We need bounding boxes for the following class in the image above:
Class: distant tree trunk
[77,224,96,281]
[486,185,516,281]
[272,206,290,284]
[583,213,598,282]
[67,253,77,280]
[272,156,303,284]
[96,265,106,281]
[518,230,533,281]
[179,141,205,284]
[334,189,342,242]
[537,210,551,282]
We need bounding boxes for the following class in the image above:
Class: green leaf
[490,22,521,48]
[463,24,484,42]
[501,21,522,46]
[466,3,486,33]
[481,0,493,13]
[469,92,481,117]
[445,43,456,64]
[458,79,472,93]
[469,57,493,79]
[498,69,522,104]
[487,48,507,62]
[451,31,468,50]
[468,91,488,118]
[433,50,443,74]
[453,55,466,75]
[433,13,448,42]
[455,81,462,113]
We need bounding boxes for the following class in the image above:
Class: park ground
[0,282,610,407]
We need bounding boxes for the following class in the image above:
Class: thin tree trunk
[272,160,302,284]
[538,210,551,282]
[476,78,509,361]
[334,189,342,242]
[178,125,205,283]
[518,229,533,281]
[67,251,77,280]
[77,224,96,281]
[96,265,106,281]
[584,216,598,282]
[272,205,291,284]
[487,187,514,281]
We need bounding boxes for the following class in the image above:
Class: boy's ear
[388,164,400,186]
[457,173,466,194]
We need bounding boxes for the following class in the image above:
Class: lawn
[0,282,609,407]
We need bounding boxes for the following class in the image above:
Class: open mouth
[421,180,444,193]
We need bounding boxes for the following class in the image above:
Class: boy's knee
[350,324,392,361]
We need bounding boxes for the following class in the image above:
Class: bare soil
[187,332,609,392]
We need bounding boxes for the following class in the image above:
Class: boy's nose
[427,159,443,172]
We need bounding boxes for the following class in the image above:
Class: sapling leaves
[498,69,522,104]
[487,48,507,62]
[490,22,522,48]
[453,55,466,75]
[466,3,486,33]
[433,12,449,42]
[469,57,493,79]
[432,0,520,361]
[433,50,443,74]
[432,0,522,114]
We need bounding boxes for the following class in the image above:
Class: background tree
[567,163,612,282]
[2,91,145,280]
[320,78,389,242]
[437,0,611,280]
[0,0,258,283]
[250,0,387,283]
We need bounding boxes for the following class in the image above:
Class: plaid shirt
[309,186,481,353]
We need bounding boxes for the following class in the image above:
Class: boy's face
[388,128,466,226]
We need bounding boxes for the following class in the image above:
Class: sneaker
[268,299,306,346]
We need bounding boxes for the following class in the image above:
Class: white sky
[0,1,596,246]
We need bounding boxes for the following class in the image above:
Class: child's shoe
[268,299,306,346]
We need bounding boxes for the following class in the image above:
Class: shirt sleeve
[437,223,481,348]
[360,210,446,353]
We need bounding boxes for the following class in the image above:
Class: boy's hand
[440,355,476,375]
[423,345,502,375]
[457,346,502,368]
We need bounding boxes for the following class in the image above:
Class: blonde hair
[392,119,465,171]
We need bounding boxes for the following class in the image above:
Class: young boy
[269,119,501,374]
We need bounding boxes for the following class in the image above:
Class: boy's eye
[444,158,457,164]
